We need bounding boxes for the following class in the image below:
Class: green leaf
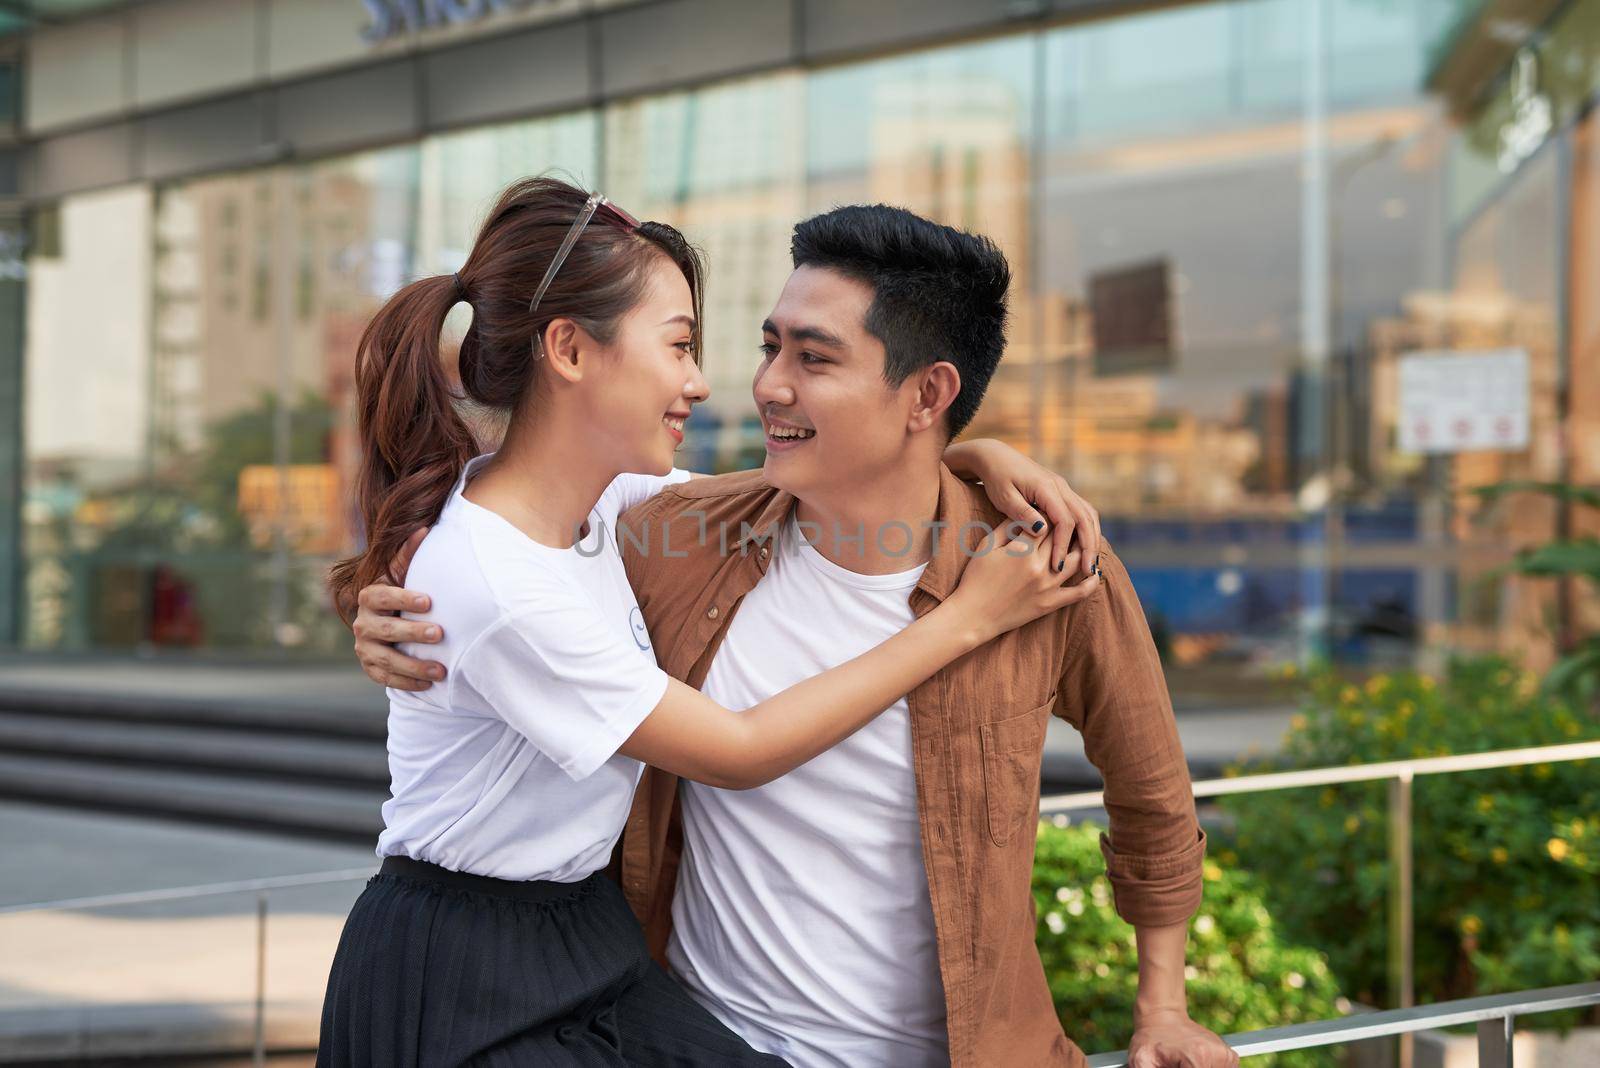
[1514,539,1600,583]
[1472,481,1600,510]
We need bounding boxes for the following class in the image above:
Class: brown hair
[328,176,704,614]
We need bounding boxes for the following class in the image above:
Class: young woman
[319,177,1096,1067]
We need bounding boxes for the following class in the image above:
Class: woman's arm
[621,607,981,789]
[620,532,1098,789]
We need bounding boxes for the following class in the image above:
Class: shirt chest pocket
[978,694,1054,847]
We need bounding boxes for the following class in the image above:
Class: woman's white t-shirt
[376,453,690,883]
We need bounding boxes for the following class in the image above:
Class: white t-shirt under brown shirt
[667,514,949,1068]
[376,453,690,883]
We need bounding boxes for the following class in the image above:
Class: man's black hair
[789,204,1011,439]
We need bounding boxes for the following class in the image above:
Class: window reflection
[14,0,1589,689]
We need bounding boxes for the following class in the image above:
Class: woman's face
[588,257,708,476]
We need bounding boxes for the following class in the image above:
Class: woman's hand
[946,522,1101,644]
[944,438,1102,578]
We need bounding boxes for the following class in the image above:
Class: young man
[351,207,1236,1068]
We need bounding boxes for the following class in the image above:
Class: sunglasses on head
[528,192,641,323]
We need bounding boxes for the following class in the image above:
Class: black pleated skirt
[316,856,788,1067]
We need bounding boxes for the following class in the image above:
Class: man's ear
[908,361,961,435]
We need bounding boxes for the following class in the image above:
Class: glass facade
[11,0,1597,703]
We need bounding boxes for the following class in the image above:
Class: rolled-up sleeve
[1054,546,1206,928]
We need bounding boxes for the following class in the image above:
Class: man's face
[753,266,925,501]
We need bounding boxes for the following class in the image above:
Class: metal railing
[1042,738,1600,1068]
[1085,981,1600,1067]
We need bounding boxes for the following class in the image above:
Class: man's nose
[753,354,796,407]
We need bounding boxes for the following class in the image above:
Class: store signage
[1497,50,1552,175]
[361,0,555,44]
[1397,349,1529,454]
[1089,259,1174,377]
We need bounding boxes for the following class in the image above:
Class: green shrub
[1220,655,1600,1028]
[1033,819,1344,1067]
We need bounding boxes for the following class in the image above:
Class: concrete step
[0,753,382,844]
[0,687,386,741]
[0,710,388,788]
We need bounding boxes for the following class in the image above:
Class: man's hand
[1128,1009,1238,1068]
[944,438,1103,578]
[350,526,448,692]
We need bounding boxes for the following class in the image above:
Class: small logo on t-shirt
[629,606,652,651]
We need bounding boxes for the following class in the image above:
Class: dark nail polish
[1032,520,1045,533]
[1056,560,1065,573]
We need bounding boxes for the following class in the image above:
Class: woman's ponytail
[328,274,474,616]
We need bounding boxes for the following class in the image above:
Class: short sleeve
[601,469,692,518]
[453,584,671,781]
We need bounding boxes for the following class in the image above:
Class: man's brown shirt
[613,465,1205,1067]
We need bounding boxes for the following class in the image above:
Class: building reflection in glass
[16,0,1597,707]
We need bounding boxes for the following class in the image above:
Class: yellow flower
[1460,914,1483,936]
[1365,675,1389,697]
[1548,838,1569,862]
[1291,714,1309,731]
[1203,861,1223,882]
[1572,819,1585,838]
[1419,675,1436,692]
[1319,787,1337,808]
[1492,847,1509,865]
[1397,701,1415,719]
[1476,795,1494,814]
[1280,663,1299,680]
[1344,815,1361,834]
[1340,685,1361,705]
[1534,764,1553,780]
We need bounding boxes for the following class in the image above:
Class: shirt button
[707,605,719,620]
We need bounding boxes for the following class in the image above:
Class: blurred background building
[1,0,1597,707]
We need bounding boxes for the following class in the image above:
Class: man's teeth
[769,426,815,440]
[663,415,685,432]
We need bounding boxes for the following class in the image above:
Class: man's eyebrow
[762,318,847,349]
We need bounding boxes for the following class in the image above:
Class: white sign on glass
[1397,349,1529,454]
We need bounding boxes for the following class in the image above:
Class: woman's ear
[541,318,586,384]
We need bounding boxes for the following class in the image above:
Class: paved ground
[0,801,372,1060]
[0,801,374,909]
